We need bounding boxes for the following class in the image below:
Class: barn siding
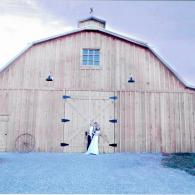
[0,31,186,92]
[0,89,64,152]
[118,91,195,152]
[0,88,195,152]
[0,29,195,152]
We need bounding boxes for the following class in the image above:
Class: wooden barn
[0,16,195,153]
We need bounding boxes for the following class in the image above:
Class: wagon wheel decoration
[15,133,35,152]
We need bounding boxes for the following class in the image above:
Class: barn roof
[0,26,194,90]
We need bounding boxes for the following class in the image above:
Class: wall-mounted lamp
[46,74,53,81]
[128,74,135,83]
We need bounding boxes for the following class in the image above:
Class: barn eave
[0,27,195,90]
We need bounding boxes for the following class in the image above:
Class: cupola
[78,16,106,29]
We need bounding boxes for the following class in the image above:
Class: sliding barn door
[62,91,116,153]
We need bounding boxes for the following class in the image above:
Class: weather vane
[90,8,94,16]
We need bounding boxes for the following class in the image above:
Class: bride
[86,122,100,155]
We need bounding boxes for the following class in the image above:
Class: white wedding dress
[86,130,100,155]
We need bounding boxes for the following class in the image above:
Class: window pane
[89,50,93,55]
[94,55,99,61]
[88,55,93,61]
[83,49,88,55]
[83,60,87,65]
[94,50,100,55]
[88,60,93,65]
[94,61,99,65]
[83,55,88,61]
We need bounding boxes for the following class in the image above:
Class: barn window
[82,49,100,66]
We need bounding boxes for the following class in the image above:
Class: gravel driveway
[0,152,194,193]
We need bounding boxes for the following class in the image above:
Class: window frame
[80,48,101,69]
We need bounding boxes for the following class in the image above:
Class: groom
[86,123,95,150]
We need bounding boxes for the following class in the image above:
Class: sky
[0,0,195,86]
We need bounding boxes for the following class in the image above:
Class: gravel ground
[0,152,195,194]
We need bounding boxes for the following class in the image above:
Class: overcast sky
[0,0,195,86]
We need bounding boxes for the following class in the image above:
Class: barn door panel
[0,115,8,151]
[62,91,115,153]
[63,94,90,152]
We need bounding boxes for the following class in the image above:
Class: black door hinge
[60,143,69,147]
[61,119,70,122]
[109,143,117,147]
[109,119,117,123]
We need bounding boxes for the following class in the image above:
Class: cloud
[0,0,74,67]
[0,0,40,16]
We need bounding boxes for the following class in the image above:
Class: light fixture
[128,74,135,83]
[46,74,53,81]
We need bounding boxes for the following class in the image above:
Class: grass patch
[161,153,195,176]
